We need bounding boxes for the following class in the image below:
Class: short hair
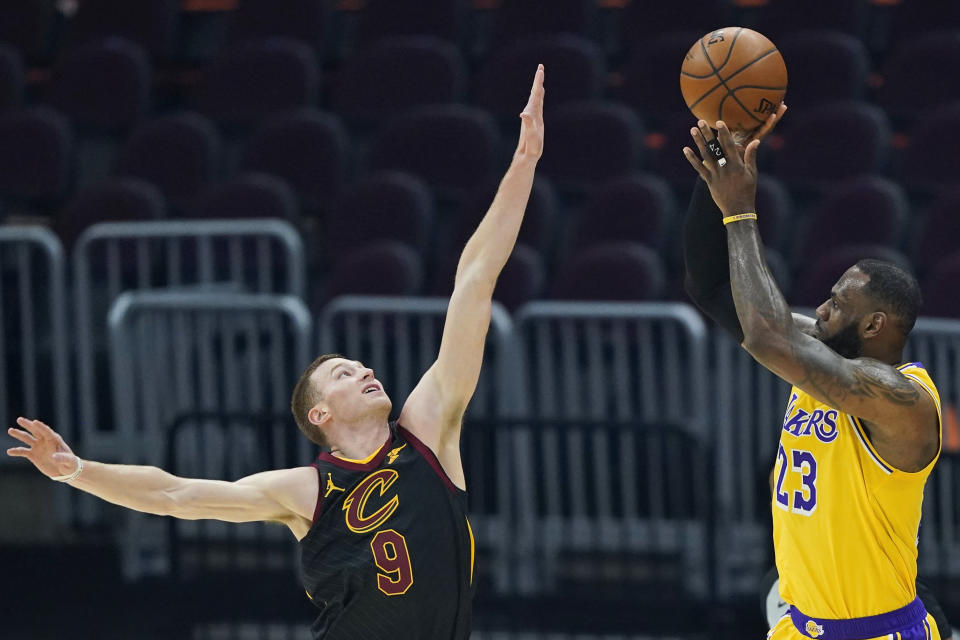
[855,259,922,336]
[290,353,344,448]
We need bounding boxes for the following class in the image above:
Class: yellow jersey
[772,362,941,619]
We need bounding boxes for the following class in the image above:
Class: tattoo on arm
[791,352,920,409]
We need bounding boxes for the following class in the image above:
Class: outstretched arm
[400,65,545,487]
[7,418,317,538]
[682,106,789,343]
[684,121,938,471]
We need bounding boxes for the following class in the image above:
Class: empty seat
[473,34,604,121]
[448,176,558,256]
[0,106,73,206]
[751,0,865,39]
[54,177,165,249]
[620,1,724,49]
[239,108,349,215]
[539,101,644,190]
[776,31,869,110]
[895,103,960,195]
[355,0,465,46]
[187,172,299,223]
[198,38,319,129]
[771,101,890,189]
[879,32,960,121]
[324,171,433,264]
[921,252,960,318]
[115,112,221,209]
[320,240,423,304]
[913,188,960,277]
[431,243,545,311]
[367,104,499,198]
[789,244,912,308]
[333,36,466,126]
[0,41,24,111]
[793,176,907,264]
[551,242,665,301]
[489,0,594,45]
[225,0,328,49]
[0,0,55,62]
[50,37,151,132]
[886,0,960,43]
[63,0,180,59]
[617,31,703,123]
[569,173,676,254]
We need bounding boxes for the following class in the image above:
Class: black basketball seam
[686,48,781,113]
[717,91,765,126]
[683,27,744,79]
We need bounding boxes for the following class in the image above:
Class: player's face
[313,357,392,421]
[813,268,871,359]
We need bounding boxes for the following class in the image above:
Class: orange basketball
[680,27,787,132]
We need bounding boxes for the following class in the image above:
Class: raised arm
[683,121,938,471]
[683,105,786,344]
[7,418,317,539]
[400,65,545,486]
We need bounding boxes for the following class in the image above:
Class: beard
[819,320,863,359]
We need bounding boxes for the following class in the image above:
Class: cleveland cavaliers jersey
[772,362,942,618]
[299,423,475,639]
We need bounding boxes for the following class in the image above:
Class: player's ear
[862,311,886,338]
[308,404,331,427]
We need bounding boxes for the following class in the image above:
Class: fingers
[7,427,36,446]
[17,417,53,439]
[749,102,787,144]
[6,447,30,457]
[743,139,761,171]
[682,147,710,181]
[715,122,742,168]
[690,122,714,170]
[521,63,545,121]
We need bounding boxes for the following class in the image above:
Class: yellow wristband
[722,212,758,226]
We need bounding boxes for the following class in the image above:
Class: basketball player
[683,118,942,639]
[6,65,546,640]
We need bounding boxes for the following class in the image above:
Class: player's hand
[683,119,759,218]
[744,102,787,146]
[514,64,545,161]
[6,417,79,480]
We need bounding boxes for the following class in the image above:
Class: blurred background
[1,0,960,638]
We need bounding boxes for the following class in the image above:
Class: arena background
[1,1,960,638]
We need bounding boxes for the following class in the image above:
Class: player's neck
[328,418,391,461]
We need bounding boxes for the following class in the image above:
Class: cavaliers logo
[805,620,824,638]
[342,469,400,534]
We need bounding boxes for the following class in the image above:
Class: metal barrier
[74,219,305,458]
[318,295,518,417]
[513,302,709,427]
[318,295,520,592]
[907,318,960,580]
[0,227,72,521]
[711,328,792,598]
[511,302,711,597]
[107,291,313,578]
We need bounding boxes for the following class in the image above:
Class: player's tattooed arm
[684,120,938,471]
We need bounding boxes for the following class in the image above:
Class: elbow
[454,263,497,296]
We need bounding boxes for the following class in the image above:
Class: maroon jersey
[299,423,475,639]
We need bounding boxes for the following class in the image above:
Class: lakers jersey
[772,362,942,619]
[299,423,475,639]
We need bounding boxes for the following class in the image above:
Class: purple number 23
[776,444,818,516]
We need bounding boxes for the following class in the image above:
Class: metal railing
[0,227,72,522]
[73,219,305,459]
[107,291,313,578]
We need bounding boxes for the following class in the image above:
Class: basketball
[680,27,787,133]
